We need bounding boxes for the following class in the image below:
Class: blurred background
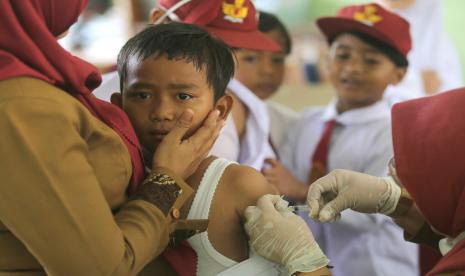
[60,0,465,111]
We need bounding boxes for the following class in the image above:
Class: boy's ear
[390,67,407,86]
[110,92,123,107]
[214,93,234,120]
[149,8,166,24]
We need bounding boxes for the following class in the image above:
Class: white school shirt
[221,79,276,170]
[391,0,463,93]
[280,100,418,276]
[266,101,298,150]
[93,71,119,101]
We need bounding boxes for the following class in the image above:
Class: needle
[289,205,311,212]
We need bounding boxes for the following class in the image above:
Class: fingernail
[320,210,332,222]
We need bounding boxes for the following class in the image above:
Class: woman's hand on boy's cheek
[152,109,224,179]
[261,159,308,202]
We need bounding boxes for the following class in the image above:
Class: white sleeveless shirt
[187,157,286,276]
[187,158,238,276]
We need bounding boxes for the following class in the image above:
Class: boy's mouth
[256,83,277,94]
[148,129,170,140]
[340,77,362,88]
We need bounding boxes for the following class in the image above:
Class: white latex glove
[307,169,401,222]
[244,195,329,275]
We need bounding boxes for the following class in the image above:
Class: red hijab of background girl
[0,0,144,193]
[392,88,465,275]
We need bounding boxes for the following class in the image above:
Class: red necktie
[308,119,337,184]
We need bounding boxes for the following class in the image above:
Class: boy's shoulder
[299,106,327,122]
[288,106,327,131]
[223,163,274,192]
[221,162,278,207]
[195,157,273,193]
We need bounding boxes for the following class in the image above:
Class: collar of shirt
[321,99,391,125]
[227,78,270,133]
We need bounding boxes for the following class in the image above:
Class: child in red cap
[233,10,298,154]
[265,3,419,276]
[190,0,283,171]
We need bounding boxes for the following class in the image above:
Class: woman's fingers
[164,109,194,143]
[186,110,222,153]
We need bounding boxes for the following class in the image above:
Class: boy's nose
[343,57,364,74]
[259,57,274,75]
[149,100,175,122]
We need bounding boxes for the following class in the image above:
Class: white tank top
[187,157,286,275]
[187,158,238,276]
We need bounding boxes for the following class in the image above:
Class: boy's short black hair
[258,11,292,55]
[117,22,235,100]
[329,31,408,68]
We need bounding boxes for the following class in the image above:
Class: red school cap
[158,0,281,52]
[316,3,411,58]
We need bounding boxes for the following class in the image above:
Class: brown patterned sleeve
[129,167,193,216]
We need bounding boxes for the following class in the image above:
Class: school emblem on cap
[222,0,248,23]
[353,5,382,26]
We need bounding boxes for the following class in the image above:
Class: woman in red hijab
[0,0,222,274]
[242,88,465,275]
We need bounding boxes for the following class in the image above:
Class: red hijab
[392,88,465,275]
[0,0,144,193]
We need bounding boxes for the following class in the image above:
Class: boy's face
[113,55,223,154]
[327,33,406,111]
[234,43,286,100]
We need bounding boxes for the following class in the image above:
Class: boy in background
[263,3,418,276]
[233,10,298,152]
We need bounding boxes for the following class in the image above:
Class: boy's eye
[335,52,350,61]
[242,54,259,63]
[176,93,192,101]
[272,56,285,65]
[129,91,152,100]
[364,55,382,65]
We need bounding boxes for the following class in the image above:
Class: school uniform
[92,70,119,101]
[280,99,419,276]
[266,101,298,150]
[391,0,463,93]
[221,79,276,170]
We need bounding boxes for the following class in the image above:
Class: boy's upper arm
[225,165,279,220]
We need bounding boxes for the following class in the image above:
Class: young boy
[111,22,286,275]
[265,3,419,276]
[94,0,282,171]
[191,0,283,170]
[234,10,298,152]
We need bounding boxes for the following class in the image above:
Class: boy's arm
[229,165,280,221]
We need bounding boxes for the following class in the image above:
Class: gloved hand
[307,169,401,223]
[244,195,329,275]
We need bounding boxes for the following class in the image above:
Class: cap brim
[317,17,397,53]
[206,26,281,52]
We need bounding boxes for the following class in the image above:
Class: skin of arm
[209,162,280,261]
[297,267,332,275]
